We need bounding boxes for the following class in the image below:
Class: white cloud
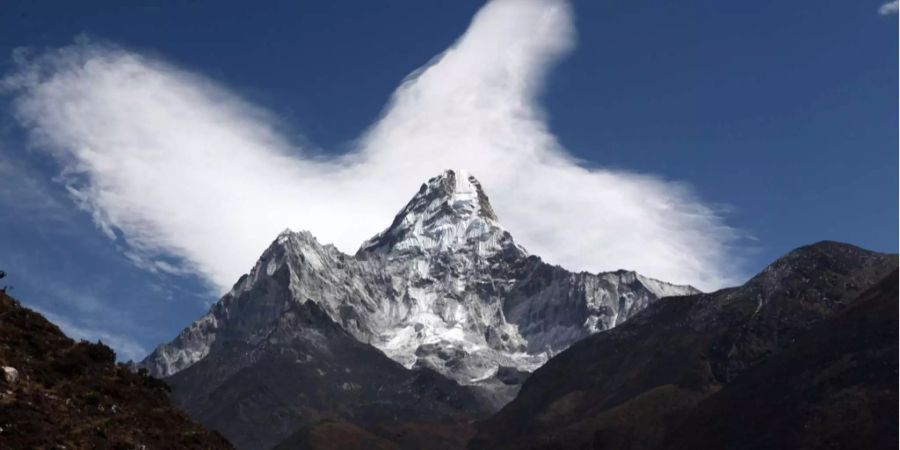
[1,0,742,292]
[879,1,899,14]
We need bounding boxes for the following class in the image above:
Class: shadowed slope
[472,242,897,449]
[167,299,492,450]
[667,270,898,449]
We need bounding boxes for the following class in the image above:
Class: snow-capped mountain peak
[142,169,698,402]
[358,169,522,258]
[408,169,499,221]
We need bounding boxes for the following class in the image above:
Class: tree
[0,270,10,293]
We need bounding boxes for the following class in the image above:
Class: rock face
[471,242,899,450]
[137,169,697,448]
[2,366,18,384]
[141,169,696,390]
[668,269,899,450]
[0,291,231,449]
[166,299,492,450]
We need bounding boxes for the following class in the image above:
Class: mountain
[666,269,898,450]
[137,169,697,448]
[471,241,898,449]
[167,299,491,450]
[141,169,696,392]
[0,291,231,449]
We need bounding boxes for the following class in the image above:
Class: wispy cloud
[0,153,70,226]
[879,1,899,14]
[32,306,147,361]
[1,0,742,291]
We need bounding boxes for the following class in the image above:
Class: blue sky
[0,0,896,361]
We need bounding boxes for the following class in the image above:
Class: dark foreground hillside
[667,269,899,449]
[473,242,898,449]
[0,291,232,449]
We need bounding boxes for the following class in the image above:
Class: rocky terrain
[0,290,232,449]
[3,195,896,450]
[103,170,895,450]
[668,269,898,450]
[472,241,898,449]
[167,299,492,449]
[134,169,697,448]
[141,170,694,396]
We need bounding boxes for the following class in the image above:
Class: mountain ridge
[166,297,492,449]
[471,241,898,449]
[141,169,698,390]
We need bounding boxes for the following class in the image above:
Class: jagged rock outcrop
[136,169,698,448]
[142,170,696,391]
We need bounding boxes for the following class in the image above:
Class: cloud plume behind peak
[3,0,741,292]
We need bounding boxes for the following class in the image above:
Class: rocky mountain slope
[472,241,898,449]
[132,169,696,448]
[141,170,696,393]
[667,269,898,450]
[0,291,231,449]
[167,299,491,449]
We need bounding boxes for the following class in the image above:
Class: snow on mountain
[141,170,699,395]
[359,169,518,258]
